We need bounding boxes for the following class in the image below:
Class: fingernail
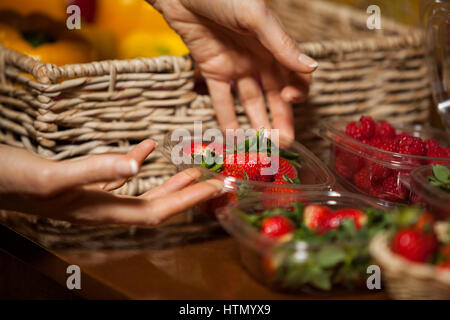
[298,54,318,69]
[116,159,138,177]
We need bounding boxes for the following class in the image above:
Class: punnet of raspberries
[335,116,450,203]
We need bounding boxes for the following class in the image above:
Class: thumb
[253,7,318,73]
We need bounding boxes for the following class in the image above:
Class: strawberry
[261,216,295,238]
[437,261,450,270]
[273,157,298,180]
[374,121,396,139]
[182,141,224,156]
[391,228,438,262]
[262,180,300,209]
[324,208,367,231]
[414,212,434,232]
[222,152,273,182]
[438,244,450,261]
[303,205,331,231]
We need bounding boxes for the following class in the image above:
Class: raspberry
[334,155,354,179]
[369,136,383,148]
[367,162,391,182]
[353,166,372,192]
[359,116,376,139]
[427,148,450,165]
[377,139,399,153]
[424,139,441,153]
[334,149,364,179]
[380,175,408,201]
[345,116,375,141]
[397,136,426,156]
[375,121,395,139]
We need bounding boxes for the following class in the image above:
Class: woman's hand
[148,0,317,139]
[0,141,223,226]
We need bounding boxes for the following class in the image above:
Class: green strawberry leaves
[428,164,450,192]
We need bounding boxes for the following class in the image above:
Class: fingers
[281,72,312,104]
[206,78,239,131]
[96,139,156,191]
[236,76,271,130]
[140,179,223,225]
[48,139,156,194]
[260,65,295,140]
[67,179,223,226]
[140,168,202,200]
[252,5,318,74]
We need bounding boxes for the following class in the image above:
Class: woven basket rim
[0,44,193,85]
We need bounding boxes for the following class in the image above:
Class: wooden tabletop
[0,212,388,300]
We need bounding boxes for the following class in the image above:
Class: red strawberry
[263,180,300,209]
[414,212,435,232]
[303,205,331,231]
[397,135,426,156]
[437,261,450,270]
[261,216,295,238]
[391,228,438,262]
[182,141,224,156]
[273,157,298,180]
[438,244,450,261]
[223,152,273,182]
[375,121,396,139]
[324,208,367,231]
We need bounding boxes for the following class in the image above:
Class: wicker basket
[0,0,432,246]
[370,232,450,300]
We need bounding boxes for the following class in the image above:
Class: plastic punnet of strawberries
[333,116,450,203]
[236,201,391,291]
[181,130,305,213]
[388,207,450,271]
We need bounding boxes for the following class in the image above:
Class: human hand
[0,141,223,226]
[148,0,318,139]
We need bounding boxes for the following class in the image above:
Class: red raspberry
[377,139,399,153]
[369,136,383,148]
[424,139,441,153]
[397,136,426,156]
[345,116,375,141]
[353,166,372,192]
[375,121,395,139]
[367,162,391,182]
[334,155,355,179]
[380,175,408,201]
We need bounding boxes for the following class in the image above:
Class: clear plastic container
[403,165,450,220]
[216,191,388,293]
[161,130,336,215]
[318,120,450,206]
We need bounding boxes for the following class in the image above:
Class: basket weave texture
[370,232,450,300]
[0,0,433,245]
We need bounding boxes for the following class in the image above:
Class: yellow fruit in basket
[95,0,171,38]
[118,31,189,59]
